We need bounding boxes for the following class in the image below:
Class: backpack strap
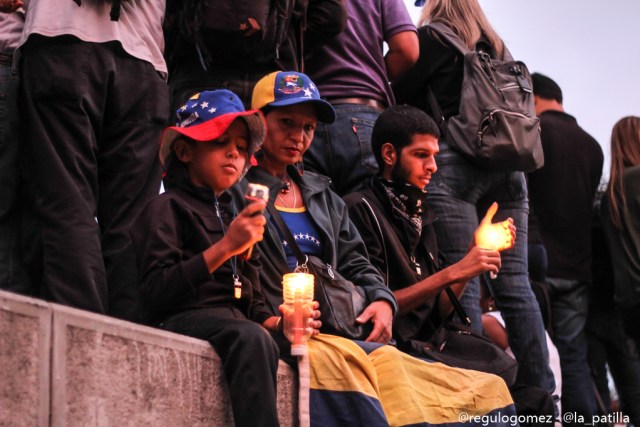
[426,87,447,136]
[426,22,472,55]
[428,21,514,62]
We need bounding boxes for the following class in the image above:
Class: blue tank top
[275,206,324,271]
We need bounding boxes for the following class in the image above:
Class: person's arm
[395,246,499,317]
[133,197,266,311]
[384,30,419,81]
[329,194,396,343]
[202,200,267,273]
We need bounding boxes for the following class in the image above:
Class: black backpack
[426,22,544,172]
[179,0,297,70]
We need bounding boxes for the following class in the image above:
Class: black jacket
[528,110,603,282]
[131,170,271,326]
[236,166,398,317]
[345,178,443,345]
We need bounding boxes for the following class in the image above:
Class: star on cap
[200,101,209,108]
[303,88,312,98]
[208,107,217,113]
[309,82,317,91]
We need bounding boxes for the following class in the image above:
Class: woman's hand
[278,300,322,340]
[356,300,394,344]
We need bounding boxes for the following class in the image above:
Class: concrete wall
[0,290,297,427]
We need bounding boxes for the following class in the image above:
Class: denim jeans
[160,306,280,427]
[547,277,598,422]
[0,61,30,293]
[304,103,380,196]
[425,140,556,397]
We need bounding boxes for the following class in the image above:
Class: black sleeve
[131,197,212,311]
[392,26,461,118]
[345,197,389,286]
[245,252,274,324]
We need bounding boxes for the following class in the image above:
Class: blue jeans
[304,103,380,196]
[0,61,30,293]
[425,140,556,396]
[547,277,598,421]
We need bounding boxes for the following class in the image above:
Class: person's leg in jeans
[484,175,555,397]
[426,141,556,399]
[304,103,380,196]
[161,307,281,427]
[426,140,492,328]
[0,59,30,294]
[548,277,598,423]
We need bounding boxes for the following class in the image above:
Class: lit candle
[282,273,314,356]
[475,225,507,251]
[475,202,514,279]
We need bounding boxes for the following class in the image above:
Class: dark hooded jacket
[131,163,272,326]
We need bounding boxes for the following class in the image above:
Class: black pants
[19,36,168,319]
[161,307,281,427]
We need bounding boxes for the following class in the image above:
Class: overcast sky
[402,0,640,180]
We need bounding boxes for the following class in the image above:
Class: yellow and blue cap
[251,71,336,123]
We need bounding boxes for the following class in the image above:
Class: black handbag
[267,204,372,340]
[407,287,518,386]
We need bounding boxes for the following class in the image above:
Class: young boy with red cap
[131,89,313,427]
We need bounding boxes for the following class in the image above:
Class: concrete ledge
[0,291,51,427]
[0,290,298,426]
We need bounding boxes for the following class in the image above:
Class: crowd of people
[1,0,639,426]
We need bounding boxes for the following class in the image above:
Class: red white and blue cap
[159,90,266,167]
[251,71,336,123]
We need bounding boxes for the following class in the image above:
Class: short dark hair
[371,105,440,169]
[531,72,563,104]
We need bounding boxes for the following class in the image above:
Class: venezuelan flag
[305,334,517,427]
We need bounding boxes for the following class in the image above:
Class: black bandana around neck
[379,177,427,232]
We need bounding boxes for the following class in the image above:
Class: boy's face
[176,119,249,194]
[383,133,439,190]
[262,104,317,169]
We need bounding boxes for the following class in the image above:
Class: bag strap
[426,86,447,136]
[428,21,513,61]
[266,203,308,267]
[361,197,469,325]
[444,287,471,326]
[360,197,389,286]
[427,22,472,55]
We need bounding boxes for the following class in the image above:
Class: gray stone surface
[0,290,299,426]
[50,303,298,427]
[0,291,51,427]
